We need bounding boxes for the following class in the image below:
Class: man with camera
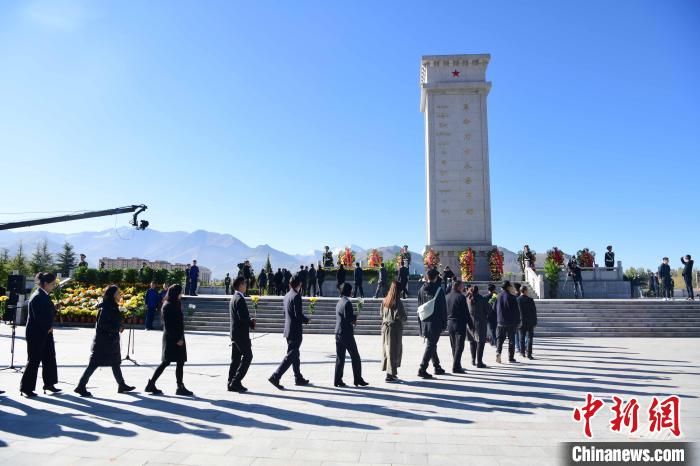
[228,277,255,392]
[681,255,694,300]
[568,258,584,299]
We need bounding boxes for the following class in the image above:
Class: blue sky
[0,0,698,269]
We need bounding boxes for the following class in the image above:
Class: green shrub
[97,269,111,285]
[109,269,124,283]
[543,258,561,298]
[153,268,169,284]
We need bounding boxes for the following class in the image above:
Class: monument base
[427,245,495,282]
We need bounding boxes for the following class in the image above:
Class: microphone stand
[121,310,140,366]
[1,305,23,372]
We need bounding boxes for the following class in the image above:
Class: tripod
[1,305,23,372]
[121,313,140,366]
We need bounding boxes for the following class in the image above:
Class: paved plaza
[0,326,698,465]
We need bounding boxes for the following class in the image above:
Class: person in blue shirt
[144,282,161,330]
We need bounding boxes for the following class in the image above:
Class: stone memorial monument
[420,54,493,280]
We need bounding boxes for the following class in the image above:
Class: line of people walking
[10,270,539,398]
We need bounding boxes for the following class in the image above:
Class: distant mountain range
[0,228,525,279]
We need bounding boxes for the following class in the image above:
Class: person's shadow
[0,396,135,442]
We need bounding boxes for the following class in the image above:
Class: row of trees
[0,240,79,288]
[72,266,185,287]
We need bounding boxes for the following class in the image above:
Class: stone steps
[182,296,700,337]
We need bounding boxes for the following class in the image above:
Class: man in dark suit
[495,280,520,364]
[336,264,346,289]
[517,286,537,359]
[316,265,325,297]
[185,264,191,296]
[224,273,231,295]
[189,260,200,296]
[275,268,284,296]
[681,255,694,300]
[308,264,317,297]
[398,262,409,298]
[228,277,254,392]
[658,257,673,301]
[374,262,388,298]
[352,262,364,298]
[417,268,448,378]
[446,280,474,374]
[242,260,252,294]
[257,269,267,295]
[568,259,584,298]
[298,265,307,296]
[604,246,615,269]
[269,275,310,389]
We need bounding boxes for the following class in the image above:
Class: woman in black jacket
[20,272,61,397]
[74,285,135,397]
[334,283,368,387]
[145,284,193,396]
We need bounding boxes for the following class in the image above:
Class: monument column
[420,54,493,280]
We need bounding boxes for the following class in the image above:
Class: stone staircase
[182,296,700,337]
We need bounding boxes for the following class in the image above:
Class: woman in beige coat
[381,281,407,382]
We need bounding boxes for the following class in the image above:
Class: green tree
[153,268,169,284]
[123,269,138,284]
[109,269,124,283]
[30,240,54,274]
[10,241,29,276]
[55,241,77,276]
[168,269,185,286]
[0,248,10,288]
[264,254,272,273]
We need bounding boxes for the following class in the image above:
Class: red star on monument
[452,69,460,77]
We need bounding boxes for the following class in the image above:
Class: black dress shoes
[43,385,62,394]
[20,390,37,398]
[268,376,284,390]
[294,377,309,386]
[74,386,92,398]
[334,380,347,387]
[354,379,369,387]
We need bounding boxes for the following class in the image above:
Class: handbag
[417,287,443,321]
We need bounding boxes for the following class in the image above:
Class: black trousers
[272,337,303,380]
[374,282,385,298]
[317,281,324,297]
[683,275,694,298]
[308,281,317,297]
[663,280,673,298]
[496,325,517,360]
[400,281,408,298]
[353,283,364,298]
[228,338,253,386]
[519,326,534,357]
[185,280,191,295]
[470,340,485,364]
[225,285,230,295]
[448,321,466,370]
[77,363,125,388]
[334,334,362,383]
[152,360,184,384]
[419,333,442,371]
[20,334,58,392]
[301,281,307,296]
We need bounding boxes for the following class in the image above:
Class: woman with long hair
[466,285,490,368]
[380,281,407,382]
[74,285,135,397]
[145,284,193,396]
[334,282,368,387]
[20,272,61,397]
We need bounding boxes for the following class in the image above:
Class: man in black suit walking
[446,280,474,373]
[308,264,317,297]
[398,262,409,298]
[417,268,448,378]
[269,275,310,389]
[374,262,388,298]
[228,277,254,392]
[353,262,364,298]
[298,265,307,296]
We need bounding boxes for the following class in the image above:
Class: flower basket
[337,247,356,268]
[576,248,595,267]
[546,247,565,267]
[423,248,440,268]
[459,248,475,281]
[367,249,383,267]
[487,247,504,281]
